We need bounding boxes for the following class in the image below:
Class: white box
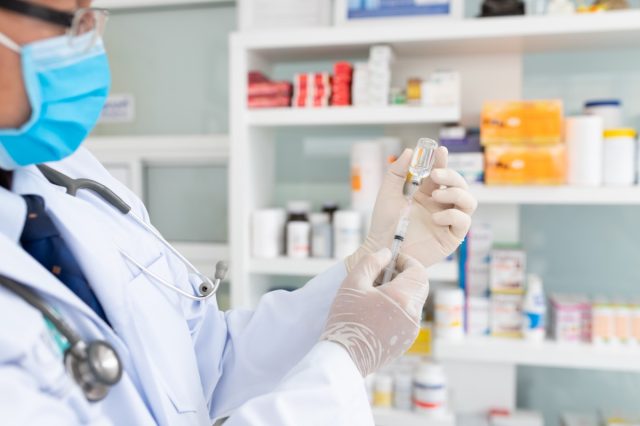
[491,292,524,338]
[490,248,526,293]
[467,296,490,336]
[239,0,332,31]
[448,153,484,184]
[421,70,461,108]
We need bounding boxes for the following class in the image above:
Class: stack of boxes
[293,72,332,107]
[489,248,527,338]
[331,62,353,106]
[460,223,492,336]
[367,45,394,107]
[481,100,566,185]
[247,71,292,108]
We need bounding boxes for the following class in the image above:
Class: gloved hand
[321,249,429,377]
[346,146,477,272]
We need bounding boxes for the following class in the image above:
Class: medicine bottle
[603,128,637,186]
[333,210,362,259]
[286,201,311,258]
[321,201,339,223]
[310,213,332,258]
[373,374,393,408]
[434,288,464,340]
[252,208,286,258]
[413,362,447,417]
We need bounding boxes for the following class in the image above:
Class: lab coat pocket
[127,253,207,417]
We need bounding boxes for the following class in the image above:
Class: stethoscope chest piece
[64,340,123,402]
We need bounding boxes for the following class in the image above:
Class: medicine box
[490,248,526,294]
[490,292,524,338]
[467,296,490,336]
[550,294,591,343]
[481,100,564,145]
[448,152,484,185]
[484,144,567,185]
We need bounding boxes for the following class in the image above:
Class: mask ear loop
[0,32,21,53]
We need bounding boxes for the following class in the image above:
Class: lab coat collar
[8,165,130,337]
[0,187,27,243]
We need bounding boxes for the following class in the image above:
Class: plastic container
[435,288,464,340]
[252,208,286,258]
[521,274,546,342]
[603,128,637,186]
[310,212,332,258]
[584,99,622,129]
[373,374,393,408]
[413,362,447,417]
[333,210,362,259]
[351,141,384,215]
[565,115,604,186]
[393,373,413,411]
[613,300,632,344]
[286,221,310,258]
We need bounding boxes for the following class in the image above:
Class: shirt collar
[0,187,27,243]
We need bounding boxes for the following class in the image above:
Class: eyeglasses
[0,0,108,52]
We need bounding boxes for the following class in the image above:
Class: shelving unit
[372,408,455,426]
[433,338,640,373]
[249,257,458,280]
[230,10,640,418]
[247,106,460,127]
[470,185,640,205]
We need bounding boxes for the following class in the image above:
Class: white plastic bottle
[333,210,362,259]
[351,141,384,216]
[522,274,547,341]
[413,362,447,417]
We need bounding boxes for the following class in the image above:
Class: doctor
[0,1,477,424]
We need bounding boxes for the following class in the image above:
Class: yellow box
[406,322,432,355]
[485,144,567,185]
[481,100,564,145]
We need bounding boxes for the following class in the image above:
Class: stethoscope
[0,165,229,402]
[37,164,229,301]
[0,274,122,402]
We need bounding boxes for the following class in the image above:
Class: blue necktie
[20,194,109,324]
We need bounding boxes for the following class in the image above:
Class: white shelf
[246,106,460,127]
[372,408,455,426]
[249,257,458,281]
[434,337,640,372]
[93,0,231,9]
[471,185,640,205]
[234,11,640,59]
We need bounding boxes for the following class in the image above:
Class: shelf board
[249,257,458,281]
[434,337,640,372]
[372,408,455,426]
[233,11,640,59]
[246,106,460,127]
[471,185,640,205]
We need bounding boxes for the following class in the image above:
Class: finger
[352,248,392,289]
[380,262,429,319]
[432,187,478,215]
[419,146,448,196]
[394,253,423,273]
[429,168,469,190]
[432,209,472,240]
[380,148,413,194]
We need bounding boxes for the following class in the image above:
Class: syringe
[382,138,438,284]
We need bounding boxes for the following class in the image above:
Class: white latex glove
[321,249,429,377]
[346,146,477,272]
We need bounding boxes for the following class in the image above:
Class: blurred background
[88,0,640,424]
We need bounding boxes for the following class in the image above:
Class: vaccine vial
[404,138,438,197]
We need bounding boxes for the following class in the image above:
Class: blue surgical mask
[0,32,110,169]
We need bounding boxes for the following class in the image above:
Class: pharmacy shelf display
[229,10,640,417]
[433,337,640,373]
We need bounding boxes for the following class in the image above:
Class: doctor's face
[0,0,86,129]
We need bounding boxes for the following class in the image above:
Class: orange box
[481,100,564,145]
[485,144,567,185]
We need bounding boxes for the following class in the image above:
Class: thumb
[379,255,429,319]
[380,148,413,194]
[351,248,392,290]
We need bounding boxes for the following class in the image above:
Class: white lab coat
[0,148,373,425]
